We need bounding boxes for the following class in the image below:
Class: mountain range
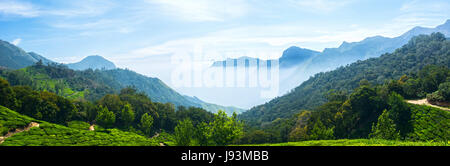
[213,19,450,71]
[0,42,244,114]
[239,32,450,126]
[204,19,450,108]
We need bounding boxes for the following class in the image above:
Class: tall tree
[174,119,195,146]
[140,113,154,136]
[209,111,243,146]
[96,106,116,128]
[369,109,400,140]
[387,92,412,137]
[309,118,334,140]
[0,78,16,109]
[120,103,135,127]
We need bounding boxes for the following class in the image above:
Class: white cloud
[290,0,354,13]
[146,0,249,22]
[376,0,450,37]
[397,0,449,26]
[11,38,21,45]
[43,0,115,17]
[122,23,393,62]
[0,0,39,17]
[0,0,114,18]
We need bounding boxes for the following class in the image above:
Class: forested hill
[239,33,450,126]
[99,69,244,114]
[0,40,54,69]
[0,39,243,114]
[0,64,243,114]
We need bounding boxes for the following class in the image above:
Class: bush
[67,121,90,130]
[407,104,450,142]
[438,82,450,101]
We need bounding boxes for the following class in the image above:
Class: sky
[1,0,450,107]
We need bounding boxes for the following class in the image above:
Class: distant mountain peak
[82,55,109,61]
[279,46,319,68]
[281,46,319,58]
[67,55,116,70]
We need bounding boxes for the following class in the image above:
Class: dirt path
[0,122,40,144]
[89,124,95,131]
[406,99,450,111]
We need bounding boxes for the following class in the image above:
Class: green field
[239,139,449,146]
[0,106,164,146]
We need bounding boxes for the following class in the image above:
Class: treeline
[1,75,244,145]
[0,63,118,101]
[240,33,450,127]
[239,65,450,144]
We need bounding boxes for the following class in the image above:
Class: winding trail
[0,122,40,144]
[406,99,450,111]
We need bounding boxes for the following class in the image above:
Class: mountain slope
[204,20,450,107]
[239,33,450,126]
[0,40,54,69]
[0,41,243,114]
[279,46,320,68]
[100,69,244,114]
[0,61,243,114]
[311,19,450,71]
[211,19,450,71]
[67,55,116,70]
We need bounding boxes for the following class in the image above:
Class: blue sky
[1,0,450,84]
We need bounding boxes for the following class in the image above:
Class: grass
[0,106,40,135]
[0,106,164,146]
[238,139,449,146]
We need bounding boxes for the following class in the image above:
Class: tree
[98,94,124,114]
[387,92,412,137]
[96,106,116,128]
[0,78,16,109]
[325,89,347,102]
[36,59,43,66]
[193,122,211,146]
[120,103,135,127]
[438,82,450,101]
[140,113,153,136]
[209,111,243,146]
[289,111,311,141]
[309,119,334,140]
[73,100,96,122]
[335,85,384,138]
[369,109,400,140]
[174,119,195,146]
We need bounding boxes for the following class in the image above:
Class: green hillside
[0,106,159,146]
[240,33,450,127]
[0,65,243,114]
[0,40,54,69]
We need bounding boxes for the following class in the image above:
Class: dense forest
[237,33,450,144]
[0,74,243,146]
[239,64,449,144]
[240,33,450,128]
